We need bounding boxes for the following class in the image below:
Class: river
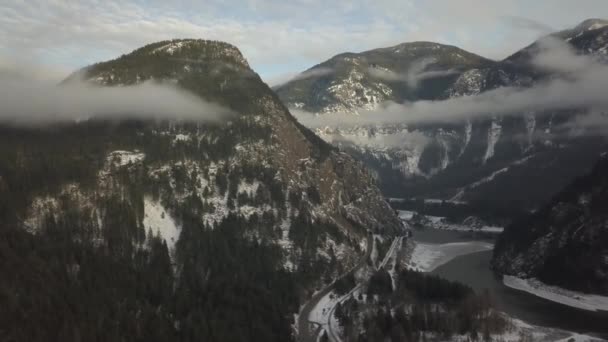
[412,227,608,338]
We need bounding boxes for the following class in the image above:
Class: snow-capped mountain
[275,20,608,214]
[276,41,493,115]
[0,39,402,341]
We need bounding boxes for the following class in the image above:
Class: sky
[0,1,607,83]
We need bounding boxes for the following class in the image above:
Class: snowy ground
[408,241,493,272]
[397,210,415,220]
[438,223,504,233]
[309,290,340,326]
[388,197,468,205]
[143,197,181,251]
[106,150,145,167]
[504,276,608,312]
[440,317,605,342]
[396,210,504,233]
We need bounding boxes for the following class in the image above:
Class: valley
[278,19,608,215]
[1,4,608,341]
[405,213,608,340]
[295,205,608,341]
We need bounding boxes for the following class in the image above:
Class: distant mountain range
[276,19,608,215]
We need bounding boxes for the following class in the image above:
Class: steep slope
[0,39,402,342]
[492,156,608,295]
[276,21,608,215]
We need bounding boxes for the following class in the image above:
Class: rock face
[275,21,608,213]
[493,156,608,295]
[0,39,402,342]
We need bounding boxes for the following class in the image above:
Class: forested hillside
[493,156,608,295]
[0,39,402,342]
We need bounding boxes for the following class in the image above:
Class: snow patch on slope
[503,275,608,312]
[152,41,187,55]
[459,121,473,157]
[107,150,145,167]
[143,197,180,251]
[238,180,260,196]
[483,120,502,163]
[447,69,486,97]
[451,155,533,201]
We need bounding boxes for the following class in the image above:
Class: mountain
[492,156,608,295]
[275,41,494,114]
[275,20,608,217]
[0,39,402,342]
[507,18,608,64]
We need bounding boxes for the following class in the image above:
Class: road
[325,237,402,342]
[297,234,373,342]
[298,235,403,342]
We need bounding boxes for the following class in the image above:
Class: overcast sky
[0,1,607,82]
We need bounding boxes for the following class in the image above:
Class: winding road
[297,234,373,342]
[297,235,403,342]
[325,237,403,342]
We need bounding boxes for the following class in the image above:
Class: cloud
[368,58,459,89]
[320,127,431,149]
[0,73,233,126]
[293,38,608,134]
[532,37,594,73]
[2,0,607,82]
[561,111,608,137]
[502,16,554,34]
[269,67,334,87]
[0,57,70,82]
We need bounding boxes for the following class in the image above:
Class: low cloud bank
[293,37,608,135]
[269,67,334,87]
[0,75,234,126]
[368,58,459,89]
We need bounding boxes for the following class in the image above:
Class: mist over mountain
[0,39,402,342]
[277,19,608,214]
[3,5,608,341]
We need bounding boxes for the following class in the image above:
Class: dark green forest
[0,119,344,342]
[336,268,509,341]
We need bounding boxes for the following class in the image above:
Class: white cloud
[368,58,459,89]
[0,75,233,126]
[293,38,608,136]
[0,0,607,82]
[502,16,555,34]
[269,67,334,87]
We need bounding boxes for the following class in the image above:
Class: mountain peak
[275,40,492,114]
[134,39,250,68]
[385,41,458,51]
[65,39,253,87]
[574,18,608,32]
[66,39,266,113]
[554,18,608,42]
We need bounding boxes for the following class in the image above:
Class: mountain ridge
[0,38,402,342]
[493,155,608,295]
[275,19,608,216]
